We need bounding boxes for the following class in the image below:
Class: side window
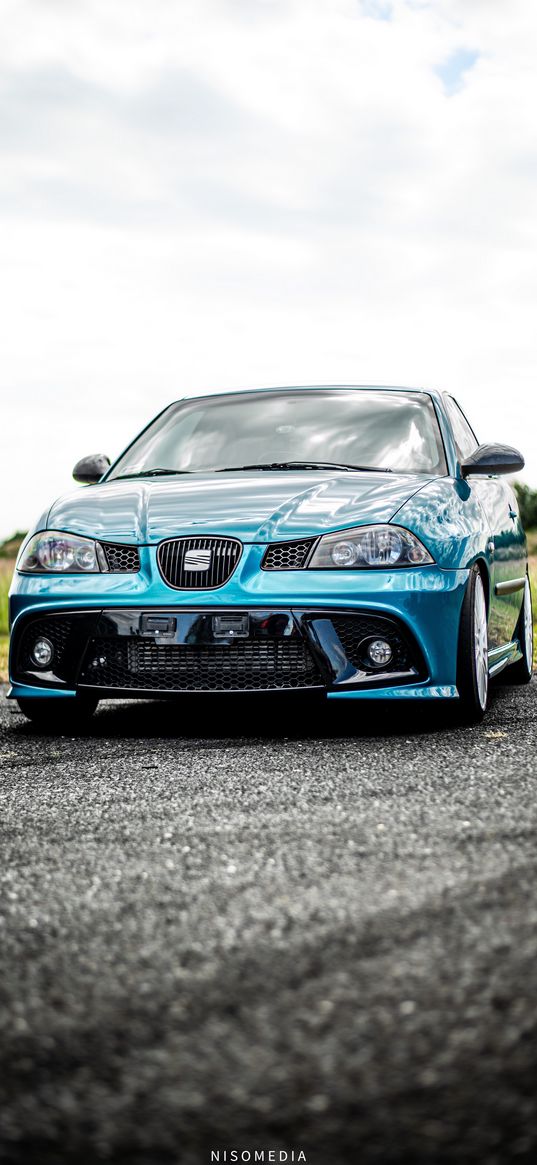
[444,396,479,460]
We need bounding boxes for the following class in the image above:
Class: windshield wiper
[112,469,193,480]
[216,461,393,473]
[113,461,395,479]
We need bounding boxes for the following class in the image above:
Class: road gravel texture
[1,681,537,1165]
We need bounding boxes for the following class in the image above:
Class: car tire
[457,564,490,723]
[16,693,99,730]
[504,576,533,685]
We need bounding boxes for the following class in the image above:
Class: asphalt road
[1,680,537,1165]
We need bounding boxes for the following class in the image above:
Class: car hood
[45,471,434,544]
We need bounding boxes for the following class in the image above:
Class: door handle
[508,507,517,521]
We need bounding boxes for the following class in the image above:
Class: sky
[1,0,537,538]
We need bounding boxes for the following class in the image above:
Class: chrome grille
[262,538,316,570]
[157,537,242,590]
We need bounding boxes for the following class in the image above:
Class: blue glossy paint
[44,470,436,544]
[8,384,529,704]
[394,477,490,570]
[9,554,469,699]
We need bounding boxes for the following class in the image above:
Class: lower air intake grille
[262,539,315,570]
[79,638,322,692]
[19,616,73,677]
[101,543,140,572]
[331,614,413,672]
[158,537,242,589]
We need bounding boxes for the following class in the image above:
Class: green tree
[514,483,537,529]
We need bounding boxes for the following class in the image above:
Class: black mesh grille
[101,543,140,572]
[331,614,414,672]
[158,537,242,590]
[262,539,315,570]
[79,637,321,692]
[18,616,73,677]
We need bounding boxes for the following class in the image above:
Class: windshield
[108,389,447,479]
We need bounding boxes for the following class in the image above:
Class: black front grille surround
[12,607,426,694]
[157,537,242,590]
[262,538,316,570]
[101,543,140,572]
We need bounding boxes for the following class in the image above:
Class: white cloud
[0,0,536,536]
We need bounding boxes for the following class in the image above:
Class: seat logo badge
[184,548,212,571]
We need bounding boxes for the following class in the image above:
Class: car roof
[170,384,445,405]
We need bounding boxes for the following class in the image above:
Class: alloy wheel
[474,574,489,710]
[523,577,533,672]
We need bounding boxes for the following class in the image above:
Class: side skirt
[488,640,522,679]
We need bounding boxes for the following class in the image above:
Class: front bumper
[8,553,469,701]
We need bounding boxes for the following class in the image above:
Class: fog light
[31,637,54,669]
[367,638,393,668]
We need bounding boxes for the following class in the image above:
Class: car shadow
[5,688,500,742]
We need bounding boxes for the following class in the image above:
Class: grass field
[1,539,537,684]
[529,531,537,665]
[0,557,13,683]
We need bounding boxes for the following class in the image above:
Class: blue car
[8,385,533,726]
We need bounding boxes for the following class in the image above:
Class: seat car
[8,385,533,725]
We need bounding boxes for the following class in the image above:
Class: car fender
[392,477,492,572]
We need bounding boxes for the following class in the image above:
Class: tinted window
[110,389,448,478]
[444,396,478,460]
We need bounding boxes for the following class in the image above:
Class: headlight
[308,525,434,569]
[17,531,108,573]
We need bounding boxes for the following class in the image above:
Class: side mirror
[73,454,111,484]
[460,443,524,478]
